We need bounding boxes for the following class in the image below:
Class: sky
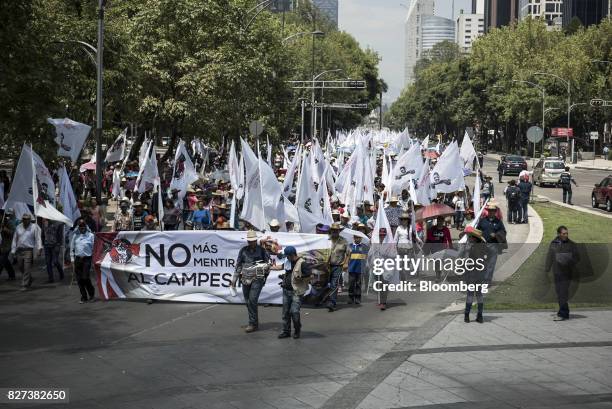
[338,0,472,104]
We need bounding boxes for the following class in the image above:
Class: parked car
[533,158,565,187]
[592,175,612,212]
[500,155,528,176]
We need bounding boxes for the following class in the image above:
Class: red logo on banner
[108,238,141,264]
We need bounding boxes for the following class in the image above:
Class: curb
[575,166,612,172]
[441,204,545,313]
[536,196,612,219]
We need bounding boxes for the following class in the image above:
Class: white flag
[371,198,393,244]
[169,140,198,200]
[282,145,301,196]
[416,158,432,206]
[228,141,240,192]
[429,141,465,194]
[459,131,477,175]
[139,138,151,167]
[6,144,56,209]
[105,128,127,163]
[240,138,265,231]
[473,169,481,218]
[48,118,91,162]
[390,144,422,196]
[296,153,321,233]
[420,135,430,151]
[135,142,158,193]
[266,135,272,167]
[59,165,81,224]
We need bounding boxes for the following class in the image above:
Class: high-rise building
[312,0,339,28]
[472,0,485,14]
[562,0,611,28]
[421,15,456,51]
[404,0,435,85]
[268,0,295,12]
[483,0,519,32]
[519,0,563,30]
[456,11,485,53]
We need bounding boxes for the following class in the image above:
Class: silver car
[533,158,565,187]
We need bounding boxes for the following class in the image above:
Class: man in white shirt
[394,212,414,280]
[11,213,43,291]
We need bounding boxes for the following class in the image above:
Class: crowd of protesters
[0,138,579,329]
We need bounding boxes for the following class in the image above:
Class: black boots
[476,303,484,323]
[465,303,484,323]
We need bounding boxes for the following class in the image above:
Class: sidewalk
[572,158,612,172]
[327,309,612,409]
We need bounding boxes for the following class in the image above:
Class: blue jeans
[520,199,529,223]
[328,265,343,306]
[281,288,302,334]
[454,210,464,227]
[242,278,264,327]
[44,246,64,280]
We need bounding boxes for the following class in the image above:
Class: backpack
[559,173,571,186]
[508,187,520,202]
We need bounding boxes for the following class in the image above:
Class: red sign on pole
[551,127,574,137]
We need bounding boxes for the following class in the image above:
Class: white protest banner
[93,231,331,303]
[48,118,91,162]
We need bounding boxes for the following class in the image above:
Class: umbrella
[416,203,455,221]
[79,162,96,172]
[423,150,440,159]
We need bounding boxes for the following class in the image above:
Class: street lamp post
[317,69,344,138]
[534,72,572,163]
[95,0,105,203]
[311,69,341,139]
[281,30,325,140]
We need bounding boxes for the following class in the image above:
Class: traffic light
[590,98,604,107]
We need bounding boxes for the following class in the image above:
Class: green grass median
[487,202,612,310]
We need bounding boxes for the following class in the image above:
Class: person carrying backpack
[505,180,521,224]
[558,167,578,205]
[276,246,311,339]
[517,176,532,223]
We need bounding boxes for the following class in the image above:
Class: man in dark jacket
[42,219,64,283]
[517,176,532,223]
[477,203,507,283]
[545,226,579,321]
[559,167,578,205]
[230,230,270,333]
[505,180,521,224]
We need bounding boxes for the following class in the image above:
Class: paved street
[483,155,612,216]
[0,153,601,409]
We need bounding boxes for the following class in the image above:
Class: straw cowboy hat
[399,211,411,219]
[269,219,280,228]
[389,196,399,203]
[463,226,485,242]
[486,202,498,210]
[246,230,258,241]
[330,222,344,231]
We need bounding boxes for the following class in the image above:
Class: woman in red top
[426,216,453,248]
